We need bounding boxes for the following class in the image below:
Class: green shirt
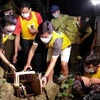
[51,14,69,31]
[59,16,92,44]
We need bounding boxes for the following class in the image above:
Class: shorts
[47,46,71,62]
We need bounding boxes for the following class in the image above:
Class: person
[23,21,71,86]
[91,15,100,54]
[2,3,13,16]
[73,51,100,99]
[50,5,69,76]
[0,4,18,72]
[2,3,18,17]
[0,15,17,72]
[13,0,44,71]
[0,15,16,73]
[50,5,69,31]
[59,15,92,72]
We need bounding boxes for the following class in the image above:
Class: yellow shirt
[47,31,71,50]
[85,67,100,79]
[20,11,39,40]
[2,34,15,44]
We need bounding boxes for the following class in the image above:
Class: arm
[42,39,62,87]
[44,57,58,77]
[15,34,20,55]
[42,56,58,88]
[23,43,38,71]
[35,12,43,24]
[13,34,20,63]
[76,76,91,87]
[90,78,100,84]
[13,17,21,63]
[44,39,62,77]
[91,31,96,50]
[77,26,92,44]
[28,12,43,34]
[14,17,21,54]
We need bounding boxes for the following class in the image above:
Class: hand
[9,63,16,70]
[9,64,16,75]
[23,64,32,71]
[81,76,91,87]
[41,76,47,88]
[29,28,38,34]
[13,53,17,64]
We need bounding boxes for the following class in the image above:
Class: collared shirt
[59,16,92,44]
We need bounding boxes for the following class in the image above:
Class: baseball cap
[2,4,13,12]
[80,15,90,28]
[50,5,60,13]
[81,15,90,23]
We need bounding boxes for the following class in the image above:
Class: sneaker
[57,75,67,83]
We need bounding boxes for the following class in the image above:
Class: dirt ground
[0,67,60,100]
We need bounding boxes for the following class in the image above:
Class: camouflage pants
[73,79,100,97]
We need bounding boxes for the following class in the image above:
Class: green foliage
[56,74,74,99]
[61,83,69,89]
[2,79,6,84]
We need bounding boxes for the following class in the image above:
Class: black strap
[43,88,49,100]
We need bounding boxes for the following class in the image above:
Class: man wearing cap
[50,5,70,80]
[50,5,69,31]
[59,16,92,72]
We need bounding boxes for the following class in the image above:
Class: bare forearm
[44,57,57,77]
[90,78,100,84]
[26,44,38,65]
[81,34,89,42]
[92,32,96,45]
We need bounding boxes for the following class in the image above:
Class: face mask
[84,67,95,74]
[40,34,52,44]
[21,13,30,18]
[52,13,59,18]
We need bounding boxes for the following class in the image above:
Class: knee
[61,62,68,70]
